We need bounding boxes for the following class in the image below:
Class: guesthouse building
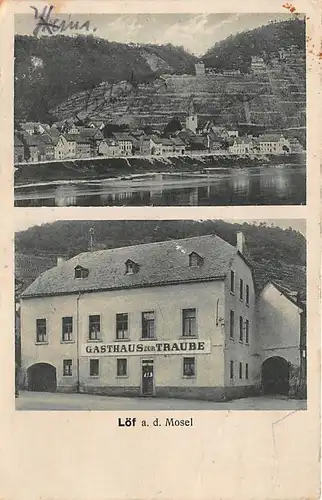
[19,233,306,401]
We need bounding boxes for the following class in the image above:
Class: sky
[14,216,306,236]
[15,12,295,56]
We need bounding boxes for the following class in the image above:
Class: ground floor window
[90,359,99,377]
[63,359,72,376]
[245,363,249,380]
[239,362,243,379]
[117,358,128,377]
[183,357,195,377]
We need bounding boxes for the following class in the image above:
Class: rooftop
[21,234,241,298]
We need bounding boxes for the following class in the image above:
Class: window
[230,360,234,379]
[117,358,128,377]
[182,308,197,337]
[63,359,72,376]
[189,252,203,267]
[89,315,101,340]
[183,357,195,377]
[245,320,249,344]
[142,311,155,339]
[125,260,139,275]
[90,359,99,377]
[239,316,243,342]
[229,310,234,339]
[239,278,244,300]
[116,313,129,339]
[239,362,243,379]
[230,270,235,293]
[245,363,249,380]
[36,318,47,343]
[62,317,73,342]
[246,285,250,306]
[74,266,89,279]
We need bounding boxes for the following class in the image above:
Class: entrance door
[27,363,57,392]
[141,361,154,396]
[261,357,289,396]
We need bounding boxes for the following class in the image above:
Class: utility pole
[89,227,94,252]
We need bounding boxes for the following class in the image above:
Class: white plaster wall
[21,280,227,389]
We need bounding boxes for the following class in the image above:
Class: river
[14,164,305,207]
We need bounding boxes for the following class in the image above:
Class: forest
[14,18,305,123]
[15,220,306,298]
[203,18,305,71]
[14,35,197,123]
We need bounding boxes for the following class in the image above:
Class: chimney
[57,257,65,266]
[236,232,245,254]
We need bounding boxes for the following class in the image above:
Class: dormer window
[125,259,139,275]
[189,252,204,268]
[74,265,89,279]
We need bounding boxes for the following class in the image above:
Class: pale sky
[14,216,306,236]
[15,13,296,56]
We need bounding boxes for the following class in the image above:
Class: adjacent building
[19,233,306,400]
[257,134,291,154]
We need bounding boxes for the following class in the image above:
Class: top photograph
[14,11,306,207]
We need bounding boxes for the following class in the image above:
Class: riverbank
[14,152,305,186]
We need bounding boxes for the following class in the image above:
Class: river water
[14,164,306,207]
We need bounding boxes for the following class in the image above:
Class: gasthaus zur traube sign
[81,340,212,356]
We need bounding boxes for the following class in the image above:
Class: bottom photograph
[15,219,307,411]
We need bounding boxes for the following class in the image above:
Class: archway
[27,363,57,392]
[261,357,289,396]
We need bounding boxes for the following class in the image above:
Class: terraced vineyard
[51,62,306,133]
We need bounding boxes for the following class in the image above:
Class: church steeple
[186,98,198,134]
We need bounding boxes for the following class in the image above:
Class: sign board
[81,340,211,356]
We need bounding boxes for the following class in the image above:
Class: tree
[162,117,182,137]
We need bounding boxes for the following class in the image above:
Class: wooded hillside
[14,35,197,123]
[203,18,305,71]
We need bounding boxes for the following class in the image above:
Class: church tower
[185,100,198,134]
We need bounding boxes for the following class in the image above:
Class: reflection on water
[15,166,305,207]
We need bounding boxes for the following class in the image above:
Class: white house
[19,233,306,401]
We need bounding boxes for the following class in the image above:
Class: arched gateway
[261,356,290,396]
[27,363,57,392]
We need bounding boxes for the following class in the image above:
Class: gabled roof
[21,132,45,147]
[260,281,303,311]
[258,134,285,143]
[112,132,134,141]
[21,234,241,298]
[14,134,24,147]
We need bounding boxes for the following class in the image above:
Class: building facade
[19,233,306,401]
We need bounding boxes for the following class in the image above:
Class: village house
[78,127,104,156]
[257,134,291,154]
[98,138,120,157]
[229,137,253,155]
[139,136,154,155]
[14,133,25,163]
[54,135,69,160]
[39,134,55,160]
[112,133,134,156]
[19,232,306,400]
[20,122,48,136]
[289,137,304,153]
[20,132,47,162]
[74,136,92,158]
[171,137,186,155]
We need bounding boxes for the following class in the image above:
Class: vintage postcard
[0,0,320,499]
